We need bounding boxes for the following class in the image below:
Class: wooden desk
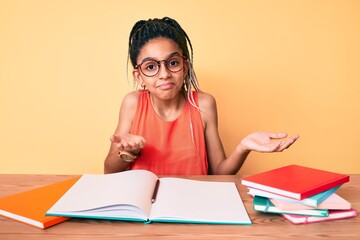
[0,174,359,240]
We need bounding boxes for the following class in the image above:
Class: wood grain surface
[0,174,359,240]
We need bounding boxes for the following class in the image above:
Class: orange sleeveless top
[129,90,208,175]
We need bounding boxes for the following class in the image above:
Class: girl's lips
[157,82,175,90]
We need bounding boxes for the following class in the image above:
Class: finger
[138,140,145,149]
[123,146,132,152]
[137,137,146,148]
[110,135,117,142]
[290,134,300,141]
[127,141,142,150]
[277,138,296,152]
[267,132,288,139]
[121,141,132,149]
[130,136,145,148]
[133,140,146,151]
[131,142,142,150]
[116,144,125,151]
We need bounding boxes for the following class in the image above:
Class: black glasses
[135,54,187,77]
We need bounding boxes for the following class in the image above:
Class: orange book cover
[0,177,80,229]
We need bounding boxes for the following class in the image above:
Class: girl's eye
[144,62,158,71]
[147,65,155,70]
[168,60,179,67]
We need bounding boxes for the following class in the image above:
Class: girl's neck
[149,92,186,121]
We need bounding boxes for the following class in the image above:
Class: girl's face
[133,37,188,101]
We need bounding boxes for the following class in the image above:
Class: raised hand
[110,133,145,153]
[240,132,299,153]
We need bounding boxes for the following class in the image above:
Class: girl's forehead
[138,37,182,60]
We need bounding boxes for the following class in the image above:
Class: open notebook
[47,170,251,225]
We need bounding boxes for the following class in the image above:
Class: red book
[0,177,79,229]
[241,165,349,200]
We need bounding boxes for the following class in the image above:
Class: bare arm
[104,91,145,174]
[199,92,299,175]
[199,92,248,174]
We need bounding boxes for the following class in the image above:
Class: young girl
[104,17,299,175]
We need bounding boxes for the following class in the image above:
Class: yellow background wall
[1,0,359,175]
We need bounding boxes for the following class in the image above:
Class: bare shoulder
[122,91,140,108]
[119,91,140,119]
[197,91,217,112]
[197,91,218,128]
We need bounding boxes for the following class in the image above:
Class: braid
[128,20,146,52]
[161,17,194,62]
[128,20,148,68]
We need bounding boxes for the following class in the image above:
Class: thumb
[110,135,121,143]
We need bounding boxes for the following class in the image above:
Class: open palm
[240,132,299,153]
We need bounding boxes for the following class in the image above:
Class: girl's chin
[153,89,182,100]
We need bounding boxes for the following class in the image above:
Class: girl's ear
[133,69,144,86]
[183,60,189,78]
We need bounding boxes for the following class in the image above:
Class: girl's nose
[158,61,171,79]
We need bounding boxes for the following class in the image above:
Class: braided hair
[128,17,201,108]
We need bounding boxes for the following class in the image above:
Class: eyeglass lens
[139,55,185,77]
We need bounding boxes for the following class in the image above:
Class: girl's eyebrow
[139,52,181,63]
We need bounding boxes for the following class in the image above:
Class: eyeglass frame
[135,54,188,77]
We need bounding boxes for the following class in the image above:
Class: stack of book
[241,165,358,224]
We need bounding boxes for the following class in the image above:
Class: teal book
[248,185,340,207]
[46,170,251,225]
[253,196,329,217]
